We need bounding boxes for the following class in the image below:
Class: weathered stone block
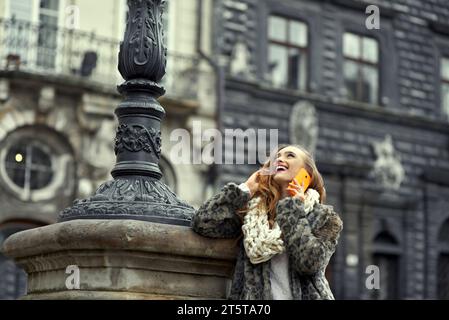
[2,220,238,300]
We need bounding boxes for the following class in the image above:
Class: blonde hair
[238,144,326,229]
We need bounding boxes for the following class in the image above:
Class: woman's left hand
[286,179,306,202]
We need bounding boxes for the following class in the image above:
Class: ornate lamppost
[59,0,194,226]
[3,0,236,300]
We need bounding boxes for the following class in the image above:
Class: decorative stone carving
[229,40,254,79]
[46,106,71,133]
[77,178,95,199]
[78,93,117,132]
[0,108,35,140]
[371,134,405,190]
[289,101,319,154]
[82,119,116,175]
[0,79,10,103]
[218,0,256,61]
[38,86,55,113]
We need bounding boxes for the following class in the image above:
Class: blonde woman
[191,144,343,300]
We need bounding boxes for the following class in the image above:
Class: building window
[372,230,400,300]
[343,32,379,104]
[4,140,54,195]
[268,15,308,91]
[372,253,399,299]
[37,0,60,69]
[441,57,449,119]
[0,126,75,203]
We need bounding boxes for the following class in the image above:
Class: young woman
[191,144,343,300]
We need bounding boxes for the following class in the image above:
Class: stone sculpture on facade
[371,134,405,191]
[289,100,318,155]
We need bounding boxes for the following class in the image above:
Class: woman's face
[270,146,306,186]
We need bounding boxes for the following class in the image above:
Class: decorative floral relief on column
[114,124,161,157]
[118,0,167,82]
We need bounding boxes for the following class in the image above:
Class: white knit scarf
[241,188,321,264]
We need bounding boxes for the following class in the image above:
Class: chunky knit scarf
[241,188,321,264]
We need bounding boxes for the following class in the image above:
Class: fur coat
[191,182,343,300]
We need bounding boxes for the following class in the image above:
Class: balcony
[0,18,204,101]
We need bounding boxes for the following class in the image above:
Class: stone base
[2,220,238,300]
[21,291,203,300]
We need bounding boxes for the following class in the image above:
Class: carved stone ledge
[2,219,238,300]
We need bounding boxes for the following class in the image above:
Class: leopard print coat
[191,182,343,300]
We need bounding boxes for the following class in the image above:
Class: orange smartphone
[288,168,312,196]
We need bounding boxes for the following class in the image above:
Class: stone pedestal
[2,220,237,299]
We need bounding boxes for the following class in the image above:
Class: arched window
[5,140,54,192]
[372,230,400,300]
[374,231,398,245]
[0,125,75,202]
[437,219,449,299]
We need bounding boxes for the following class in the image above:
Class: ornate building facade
[212,0,449,299]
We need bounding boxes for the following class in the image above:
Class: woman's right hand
[244,170,261,197]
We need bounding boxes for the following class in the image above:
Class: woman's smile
[275,161,288,173]
[274,161,292,178]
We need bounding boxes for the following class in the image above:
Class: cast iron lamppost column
[59,0,194,225]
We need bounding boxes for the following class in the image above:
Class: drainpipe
[196,0,224,134]
[196,0,225,187]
